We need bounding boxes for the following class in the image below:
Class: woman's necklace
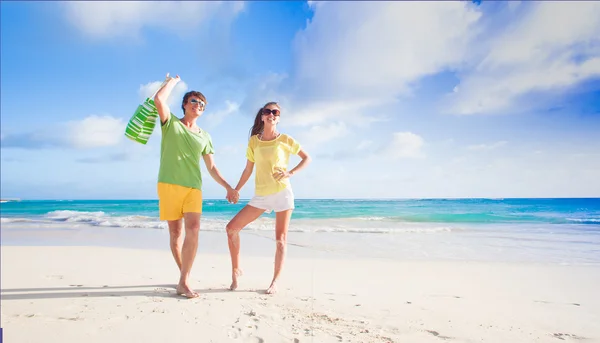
[259,131,280,141]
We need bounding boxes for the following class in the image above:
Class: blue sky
[1,1,599,200]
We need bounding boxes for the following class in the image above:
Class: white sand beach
[2,245,599,343]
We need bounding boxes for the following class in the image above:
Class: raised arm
[234,159,255,192]
[202,154,239,203]
[154,73,180,124]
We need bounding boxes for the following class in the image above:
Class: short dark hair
[181,91,207,113]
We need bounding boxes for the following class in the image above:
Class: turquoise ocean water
[2,198,599,264]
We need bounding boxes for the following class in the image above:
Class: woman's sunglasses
[262,108,280,116]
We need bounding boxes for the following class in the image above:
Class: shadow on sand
[1,284,266,300]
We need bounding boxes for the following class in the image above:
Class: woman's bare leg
[266,209,292,294]
[226,205,265,290]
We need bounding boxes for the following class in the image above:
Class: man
[154,73,239,298]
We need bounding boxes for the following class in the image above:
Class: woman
[226,102,311,294]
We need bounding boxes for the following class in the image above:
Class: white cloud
[385,132,425,159]
[357,140,373,151]
[293,2,481,100]
[239,72,289,117]
[448,2,600,115]
[288,2,600,118]
[67,115,125,149]
[467,141,507,151]
[424,149,600,198]
[290,144,600,198]
[255,2,481,161]
[138,80,189,113]
[63,1,245,39]
[284,99,390,128]
[203,101,240,129]
[306,1,322,10]
[296,121,349,148]
[507,1,521,11]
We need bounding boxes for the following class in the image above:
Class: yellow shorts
[157,182,202,221]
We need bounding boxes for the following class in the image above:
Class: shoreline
[3,225,599,266]
[2,245,599,342]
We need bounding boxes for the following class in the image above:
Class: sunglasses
[262,108,280,116]
[190,99,205,108]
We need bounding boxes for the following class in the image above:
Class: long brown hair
[249,102,279,138]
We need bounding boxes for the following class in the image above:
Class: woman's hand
[273,169,291,181]
[226,187,240,204]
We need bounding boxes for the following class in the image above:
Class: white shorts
[248,187,295,213]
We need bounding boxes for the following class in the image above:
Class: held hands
[273,169,292,181]
[226,187,240,204]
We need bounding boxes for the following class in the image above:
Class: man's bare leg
[176,212,201,298]
[267,209,292,294]
[167,219,183,271]
[226,205,265,290]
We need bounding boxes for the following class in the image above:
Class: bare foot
[230,268,243,291]
[176,284,199,298]
[266,281,278,294]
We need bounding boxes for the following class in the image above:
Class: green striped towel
[124,81,168,145]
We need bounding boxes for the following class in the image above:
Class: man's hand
[226,187,240,204]
[165,73,180,84]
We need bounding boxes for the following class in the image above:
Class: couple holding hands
[154,73,311,298]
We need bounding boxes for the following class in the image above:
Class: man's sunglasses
[262,108,280,116]
[190,99,205,108]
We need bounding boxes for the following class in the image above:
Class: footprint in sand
[429,294,462,299]
[46,275,64,280]
[227,328,241,339]
[426,330,452,340]
[553,333,585,340]
[228,309,265,342]
[226,330,264,342]
[535,300,582,307]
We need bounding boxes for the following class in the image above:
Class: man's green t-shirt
[158,115,214,190]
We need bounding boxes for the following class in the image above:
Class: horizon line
[2,197,600,202]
